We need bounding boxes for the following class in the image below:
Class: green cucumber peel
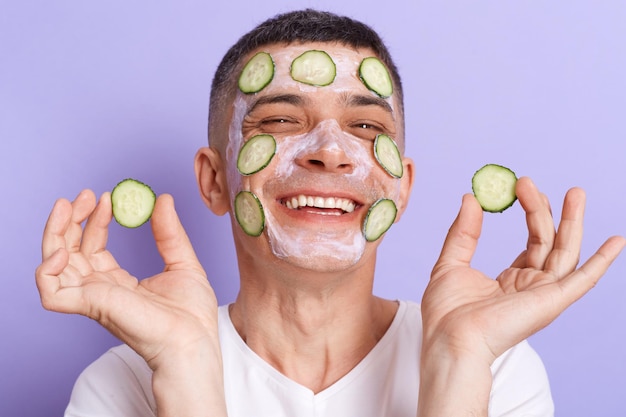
[362,198,397,242]
[237,134,276,175]
[374,134,403,178]
[111,178,156,228]
[290,50,336,86]
[359,57,393,98]
[471,164,518,213]
[238,52,275,94]
[234,191,265,237]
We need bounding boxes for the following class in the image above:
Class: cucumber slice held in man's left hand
[471,164,518,213]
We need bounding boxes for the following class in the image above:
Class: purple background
[2,1,625,415]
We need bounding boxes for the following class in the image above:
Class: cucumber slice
[237,134,276,175]
[290,50,336,86]
[238,52,274,94]
[362,198,397,242]
[471,164,518,213]
[374,134,403,178]
[111,178,156,228]
[234,191,265,237]
[359,57,393,98]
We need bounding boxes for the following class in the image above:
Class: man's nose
[293,121,359,174]
[295,142,355,174]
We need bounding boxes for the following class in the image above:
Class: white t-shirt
[65,301,554,416]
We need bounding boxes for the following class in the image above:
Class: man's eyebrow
[247,93,307,114]
[342,93,394,116]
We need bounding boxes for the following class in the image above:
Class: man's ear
[194,146,230,216]
[394,156,415,222]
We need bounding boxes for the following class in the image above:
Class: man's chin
[275,251,364,274]
[267,228,366,273]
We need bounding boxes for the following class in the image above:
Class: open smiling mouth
[282,194,357,215]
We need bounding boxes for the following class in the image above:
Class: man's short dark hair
[208,9,404,149]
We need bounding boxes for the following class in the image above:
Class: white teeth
[284,194,356,213]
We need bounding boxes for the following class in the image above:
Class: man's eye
[353,122,383,131]
[349,122,385,140]
[256,117,302,134]
[263,118,291,125]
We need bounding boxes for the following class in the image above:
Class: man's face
[224,42,410,272]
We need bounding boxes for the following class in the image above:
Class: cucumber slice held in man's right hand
[111,178,156,228]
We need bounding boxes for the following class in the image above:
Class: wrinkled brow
[245,91,394,120]
[342,92,394,116]
[247,93,307,115]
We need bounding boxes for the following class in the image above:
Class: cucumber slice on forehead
[471,164,518,213]
[359,57,393,98]
[238,52,275,94]
[234,191,265,237]
[374,134,403,178]
[362,198,397,242]
[111,178,156,228]
[237,134,276,175]
[290,50,336,86]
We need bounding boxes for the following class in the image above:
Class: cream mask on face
[226,46,403,268]
[264,119,389,266]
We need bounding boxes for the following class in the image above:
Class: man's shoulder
[377,299,423,349]
[65,344,156,415]
[80,344,152,384]
[396,299,422,325]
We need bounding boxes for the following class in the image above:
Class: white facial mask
[225,96,247,203]
[225,46,402,268]
[273,119,373,179]
[264,119,381,266]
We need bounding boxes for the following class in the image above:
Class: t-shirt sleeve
[64,345,156,417]
[488,340,554,417]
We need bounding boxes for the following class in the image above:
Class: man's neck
[229,261,398,393]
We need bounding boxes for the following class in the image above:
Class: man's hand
[417,177,625,416]
[35,189,227,416]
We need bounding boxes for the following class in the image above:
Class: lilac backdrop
[2,1,625,415]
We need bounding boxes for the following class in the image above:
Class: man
[35,9,625,417]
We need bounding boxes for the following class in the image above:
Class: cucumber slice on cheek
[237,134,276,175]
[374,134,403,178]
[362,198,397,242]
[471,164,518,213]
[234,191,265,237]
[111,178,156,228]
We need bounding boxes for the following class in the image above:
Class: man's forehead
[243,41,376,66]
[236,42,395,102]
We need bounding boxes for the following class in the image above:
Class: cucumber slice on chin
[111,178,156,228]
[471,164,518,213]
[290,50,336,86]
[362,198,397,242]
[234,191,265,236]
